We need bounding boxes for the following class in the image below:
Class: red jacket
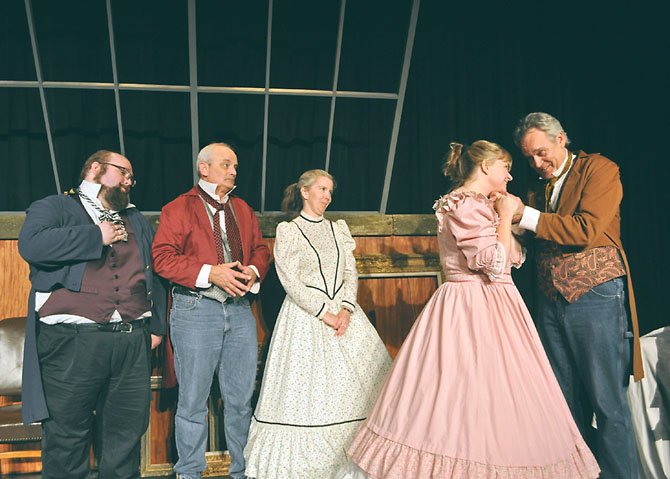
[152,186,271,388]
[152,185,271,288]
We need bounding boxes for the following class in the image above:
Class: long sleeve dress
[339,191,600,479]
[244,213,391,479]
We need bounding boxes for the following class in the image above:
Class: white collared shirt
[195,179,261,293]
[76,179,138,223]
[518,151,575,233]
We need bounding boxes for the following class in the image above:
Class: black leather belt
[45,317,149,333]
[172,286,237,304]
[172,286,201,297]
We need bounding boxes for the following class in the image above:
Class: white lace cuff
[485,242,507,281]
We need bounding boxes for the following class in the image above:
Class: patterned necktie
[223,200,244,263]
[544,152,572,212]
[77,188,128,241]
[197,186,243,264]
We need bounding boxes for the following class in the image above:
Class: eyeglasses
[101,162,136,187]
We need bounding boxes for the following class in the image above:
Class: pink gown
[344,192,600,478]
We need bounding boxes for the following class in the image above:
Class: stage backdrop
[0,0,667,333]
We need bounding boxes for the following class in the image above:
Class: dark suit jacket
[18,193,167,423]
[529,150,642,380]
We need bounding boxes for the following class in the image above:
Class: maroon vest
[39,212,151,323]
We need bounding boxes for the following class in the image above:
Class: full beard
[100,185,130,211]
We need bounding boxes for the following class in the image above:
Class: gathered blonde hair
[442,140,512,188]
[281,169,335,213]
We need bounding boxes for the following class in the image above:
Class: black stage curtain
[1,0,667,333]
[386,0,669,334]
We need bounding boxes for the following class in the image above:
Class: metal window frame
[187,0,200,183]
[2,0,421,213]
[23,0,61,194]
[106,0,125,155]
[324,0,348,174]
[380,0,420,214]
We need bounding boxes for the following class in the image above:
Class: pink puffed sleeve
[443,195,506,280]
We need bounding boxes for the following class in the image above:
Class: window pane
[338,0,411,93]
[270,0,339,90]
[0,88,54,210]
[32,0,112,82]
[329,98,395,211]
[197,0,267,88]
[199,93,265,210]
[266,95,330,211]
[113,0,189,85]
[45,89,120,189]
[120,91,192,211]
[0,0,36,80]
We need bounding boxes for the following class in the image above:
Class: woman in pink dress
[337,141,600,478]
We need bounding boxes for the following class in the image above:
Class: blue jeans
[537,277,639,478]
[170,292,257,479]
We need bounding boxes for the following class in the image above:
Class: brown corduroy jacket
[529,150,643,381]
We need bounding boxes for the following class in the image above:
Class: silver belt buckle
[122,322,133,333]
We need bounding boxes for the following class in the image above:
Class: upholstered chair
[0,317,42,468]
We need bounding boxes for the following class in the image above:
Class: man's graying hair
[513,112,571,147]
[196,142,236,166]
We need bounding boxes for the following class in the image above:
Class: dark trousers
[37,322,152,479]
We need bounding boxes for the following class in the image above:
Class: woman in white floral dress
[244,169,391,479]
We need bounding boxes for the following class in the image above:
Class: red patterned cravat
[223,199,243,263]
[197,186,243,264]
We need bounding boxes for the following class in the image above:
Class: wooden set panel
[0,241,30,321]
[358,274,440,358]
[0,243,36,474]
[0,234,441,476]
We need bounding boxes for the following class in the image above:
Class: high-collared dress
[244,213,391,479]
[339,192,600,479]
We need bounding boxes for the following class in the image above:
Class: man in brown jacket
[513,112,641,478]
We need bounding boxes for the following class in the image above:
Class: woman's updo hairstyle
[281,169,335,214]
[442,140,512,188]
